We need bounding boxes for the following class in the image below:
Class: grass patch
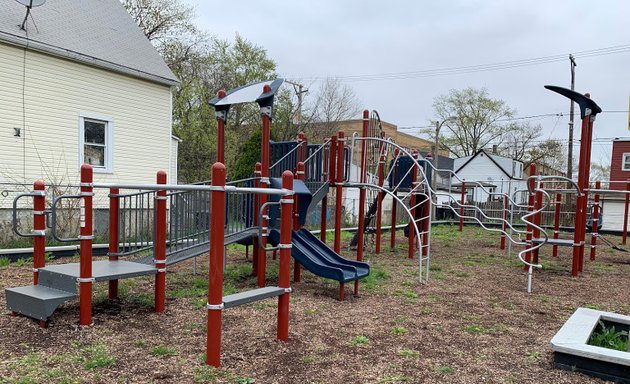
[464,324,492,334]
[83,344,115,369]
[378,375,412,383]
[435,366,454,374]
[351,335,370,345]
[363,266,388,290]
[397,349,420,358]
[393,290,417,299]
[0,256,10,267]
[151,345,177,356]
[390,326,408,335]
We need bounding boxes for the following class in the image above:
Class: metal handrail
[12,191,46,238]
[269,140,306,171]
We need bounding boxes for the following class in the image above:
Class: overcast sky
[183,0,630,166]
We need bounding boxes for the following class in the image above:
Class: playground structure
[4,80,615,366]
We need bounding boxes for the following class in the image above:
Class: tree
[308,78,361,142]
[433,88,515,157]
[121,0,197,45]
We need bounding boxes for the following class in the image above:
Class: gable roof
[454,149,521,179]
[0,0,178,86]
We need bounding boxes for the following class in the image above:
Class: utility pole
[567,54,577,179]
[285,80,308,125]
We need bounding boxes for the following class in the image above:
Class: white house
[0,0,179,192]
[452,149,527,203]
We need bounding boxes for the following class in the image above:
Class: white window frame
[623,153,630,171]
[79,112,114,173]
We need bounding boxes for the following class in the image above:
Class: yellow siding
[0,42,172,189]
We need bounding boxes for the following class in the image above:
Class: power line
[289,43,630,83]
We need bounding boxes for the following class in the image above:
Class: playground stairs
[6,260,156,321]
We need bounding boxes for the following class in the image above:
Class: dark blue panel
[268,178,312,227]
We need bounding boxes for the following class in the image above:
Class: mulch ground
[1,225,629,383]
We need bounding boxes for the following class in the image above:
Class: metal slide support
[108,187,120,299]
[154,171,167,313]
[277,171,294,341]
[79,164,94,327]
[206,163,226,367]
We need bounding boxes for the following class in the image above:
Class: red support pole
[459,181,465,232]
[108,187,119,299]
[624,181,630,245]
[79,164,93,326]
[500,193,507,250]
[408,152,418,259]
[524,164,536,271]
[257,88,272,288]
[375,153,385,254]
[216,90,227,164]
[334,131,345,254]
[154,171,167,313]
[206,162,226,367]
[293,162,305,282]
[357,110,369,263]
[32,180,46,285]
[552,193,561,257]
[320,141,328,242]
[252,163,262,275]
[277,171,294,341]
[590,180,601,261]
[532,181,543,264]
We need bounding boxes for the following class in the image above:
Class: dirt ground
[1,225,629,383]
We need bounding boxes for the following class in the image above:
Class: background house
[0,0,178,194]
[600,138,630,231]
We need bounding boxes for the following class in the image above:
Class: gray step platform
[6,285,76,321]
[40,260,157,282]
[223,286,285,309]
[532,238,575,247]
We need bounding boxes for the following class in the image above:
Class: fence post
[334,131,345,254]
[154,171,167,313]
[293,162,305,282]
[79,164,94,326]
[623,181,630,245]
[32,180,46,286]
[108,187,120,299]
[277,170,294,341]
[459,180,465,232]
[552,193,561,257]
[590,180,600,261]
[206,162,226,367]
[408,151,418,259]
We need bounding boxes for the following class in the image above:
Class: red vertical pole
[277,171,294,341]
[500,193,507,250]
[579,108,595,273]
[257,87,272,288]
[552,193,561,257]
[293,162,304,282]
[408,152,418,259]
[590,180,600,261]
[206,162,226,367]
[108,187,119,299]
[154,171,167,313]
[459,181,465,232]
[624,181,630,245]
[334,131,344,254]
[32,180,46,285]
[216,90,227,164]
[79,164,93,326]
[524,164,536,271]
[375,153,385,254]
[252,163,262,275]
[532,181,543,264]
[390,150,398,250]
[357,110,369,264]
[320,140,328,243]
[573,105,593,276]
[322,136,337,243]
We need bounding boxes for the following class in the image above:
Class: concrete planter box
[551,307,630,383]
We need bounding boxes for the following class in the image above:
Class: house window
[79,114,113,172]
[623,153,630,171]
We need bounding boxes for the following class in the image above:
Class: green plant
[151,345,177,356]
[0,256,10,267]
[83,344,115,369]
[464,324,491,334]
[435,366,454,374]
[235,377,256,384]
[390,326,408,335]
[588,320,628,352]
[134,340,146,348]
[397,349,419,358]
[352,335,370,345]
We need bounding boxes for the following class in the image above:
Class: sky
[183,0,630,167]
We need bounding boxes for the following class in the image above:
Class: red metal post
[500,193,507,250]
[459,181,465,232]
[252,163,262,275]
[590,180,600,261]
[216,90,227,164]
[334,131,345,254]
[624,181,630,245]
[154,171,167,313]
[32,180,46,285]
[206,162,226,367]
[552,193,561,257]
[79,164,93,326]
[524,164,536,271]
[293,162,305,282]
[375,153,385,254]
[257,88,272,288]
[108,187,119,299]
[355,110,369,297]
[277,171,294,341]
[408,152,418,259]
